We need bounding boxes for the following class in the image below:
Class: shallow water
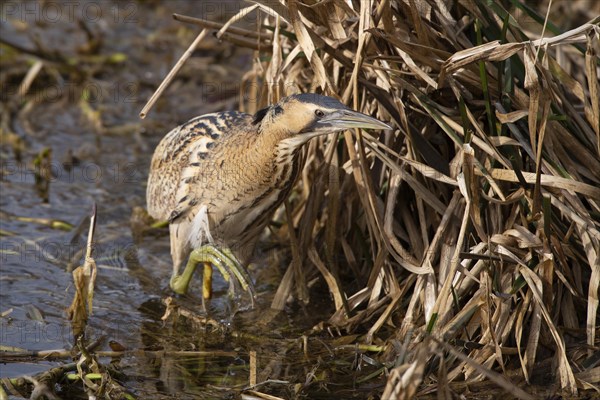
[0,1,358,398]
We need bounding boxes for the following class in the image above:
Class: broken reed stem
[141,8,279,118]
[216,4,259,39]
[139,28,209,119]
[173,13,267,40]
[86,204,97,260]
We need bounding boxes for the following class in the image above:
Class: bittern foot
[169,244,256,308]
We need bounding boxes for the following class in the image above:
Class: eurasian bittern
[147,94,390,306]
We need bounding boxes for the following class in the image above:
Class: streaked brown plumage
[147,93,390,302]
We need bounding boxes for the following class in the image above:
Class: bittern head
[254,94,391,149]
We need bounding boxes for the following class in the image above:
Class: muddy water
[0,1,362,398]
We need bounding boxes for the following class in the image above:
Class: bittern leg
[202,262,212,300]
[169,244,256,307]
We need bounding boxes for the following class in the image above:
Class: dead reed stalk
[176,0,599,396]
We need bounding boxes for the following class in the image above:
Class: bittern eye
[314,109,325,118]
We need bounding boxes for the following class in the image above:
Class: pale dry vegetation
[174,0,600,398]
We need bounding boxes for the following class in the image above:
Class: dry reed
[173,0,599,397]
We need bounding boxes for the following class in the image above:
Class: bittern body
[147,94,390,305]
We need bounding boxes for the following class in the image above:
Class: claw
[169,244,255,308]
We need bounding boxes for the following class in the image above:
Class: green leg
[169,244,256,307]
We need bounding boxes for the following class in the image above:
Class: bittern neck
[256,122,294,156]
[252,124,304,182]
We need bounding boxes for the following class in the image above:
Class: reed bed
[172,0,600,397]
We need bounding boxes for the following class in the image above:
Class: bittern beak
[317,109,392,131]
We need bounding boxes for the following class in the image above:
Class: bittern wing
[146,111,253,222]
